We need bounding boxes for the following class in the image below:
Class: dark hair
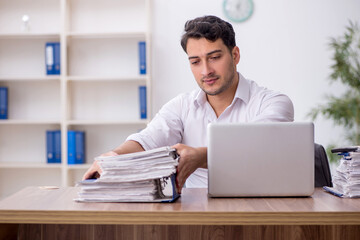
[180,15,236,53]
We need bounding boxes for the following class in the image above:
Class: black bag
[315,143,333,187]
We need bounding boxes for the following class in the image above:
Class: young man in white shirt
[83,15,294,193]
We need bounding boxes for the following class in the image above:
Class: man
[83,15,294,193]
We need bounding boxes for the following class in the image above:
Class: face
[186,38,240,96]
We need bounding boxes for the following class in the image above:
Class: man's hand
[82,140,144,181]
[81,151,118,180]
[171,144,207,194]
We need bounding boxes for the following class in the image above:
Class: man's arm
[82,140,144,180]
[171,144,207,193]
[254,94,294,122]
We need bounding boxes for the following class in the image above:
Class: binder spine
[139,86,147,119]
[138,41,146,75]
[54,130,61,163]
[68,130,76,164]
[0,87,8,119]
[45,42,60,75]
[68,130,85,164]
[75,131,85,164]
[46,131,54,163]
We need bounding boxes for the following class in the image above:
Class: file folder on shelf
[53,130,61,163]
[45,42,60,75]
[139,86,147,119]
[138,41,146,75]
[0,87,8,119]
[46,130,61,163]
[68,130,85,164]
[46,131,55,163]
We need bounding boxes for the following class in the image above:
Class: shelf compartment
[0,81,61,120]
[67,37,145,77]
[67,124,146,165]
[0,124,61,164]
[67,81,146,122]
[0,0,60,34]
[0,37,60,77]
[68,0,147,33]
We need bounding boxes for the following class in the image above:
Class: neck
[207,73,239,118]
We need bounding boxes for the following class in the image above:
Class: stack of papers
[324,147,360,198]
[75,146,180,202]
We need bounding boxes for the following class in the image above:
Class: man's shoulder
[167,88,201,105]
[160,88,201,113]
[246,78,288,100]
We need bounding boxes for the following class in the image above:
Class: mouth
[203,77,219,85]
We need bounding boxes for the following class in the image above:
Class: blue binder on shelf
[138,41,146,75]
[46,130,61,163]
[0,87,8,119]
[46,131,55,163]
[68,130,85,164]
[45,42,60,75]
[139,86,147,119]
[53,130,61,163]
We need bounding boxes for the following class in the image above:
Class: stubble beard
[201,68,236,96]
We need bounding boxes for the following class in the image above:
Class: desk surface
[0,187,359,225]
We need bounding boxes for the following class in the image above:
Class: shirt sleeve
[252,92,294,122]
[126,95,184,150]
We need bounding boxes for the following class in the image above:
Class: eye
[190,60,200,65]
[210,55,221,61]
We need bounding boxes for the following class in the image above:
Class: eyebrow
[188,49,223,60]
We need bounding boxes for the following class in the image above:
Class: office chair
[315,143,333,187]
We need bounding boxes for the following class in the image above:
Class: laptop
[207,122,314,197]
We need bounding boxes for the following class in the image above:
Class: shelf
[67,164,92,170]
[67,32,146,39]
[0,33,60,39]
[0,120,60,125]
[67,120,148,126]
[0,76,60,81]
[66,76,147,83]
[0,162,62,169]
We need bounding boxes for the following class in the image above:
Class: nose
[201,62,214,77]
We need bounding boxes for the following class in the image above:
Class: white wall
[151,0,360,147]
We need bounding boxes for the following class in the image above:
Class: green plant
[308,21,360,162]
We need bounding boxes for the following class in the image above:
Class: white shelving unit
[0,0,151,198]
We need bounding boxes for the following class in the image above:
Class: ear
[232,46,240,64]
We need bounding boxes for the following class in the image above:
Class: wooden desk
[0,187,359,240]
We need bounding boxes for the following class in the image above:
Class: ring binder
[75,147,180,202]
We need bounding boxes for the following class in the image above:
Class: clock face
[223,0,254,23]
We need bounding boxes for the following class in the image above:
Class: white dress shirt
[127,73,294,188]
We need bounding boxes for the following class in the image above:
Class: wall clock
[223,0,254,23]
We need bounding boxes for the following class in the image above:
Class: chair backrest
[314,143,333,187]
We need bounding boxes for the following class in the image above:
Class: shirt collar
[194,72,250,107]
[235,72,250,104]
